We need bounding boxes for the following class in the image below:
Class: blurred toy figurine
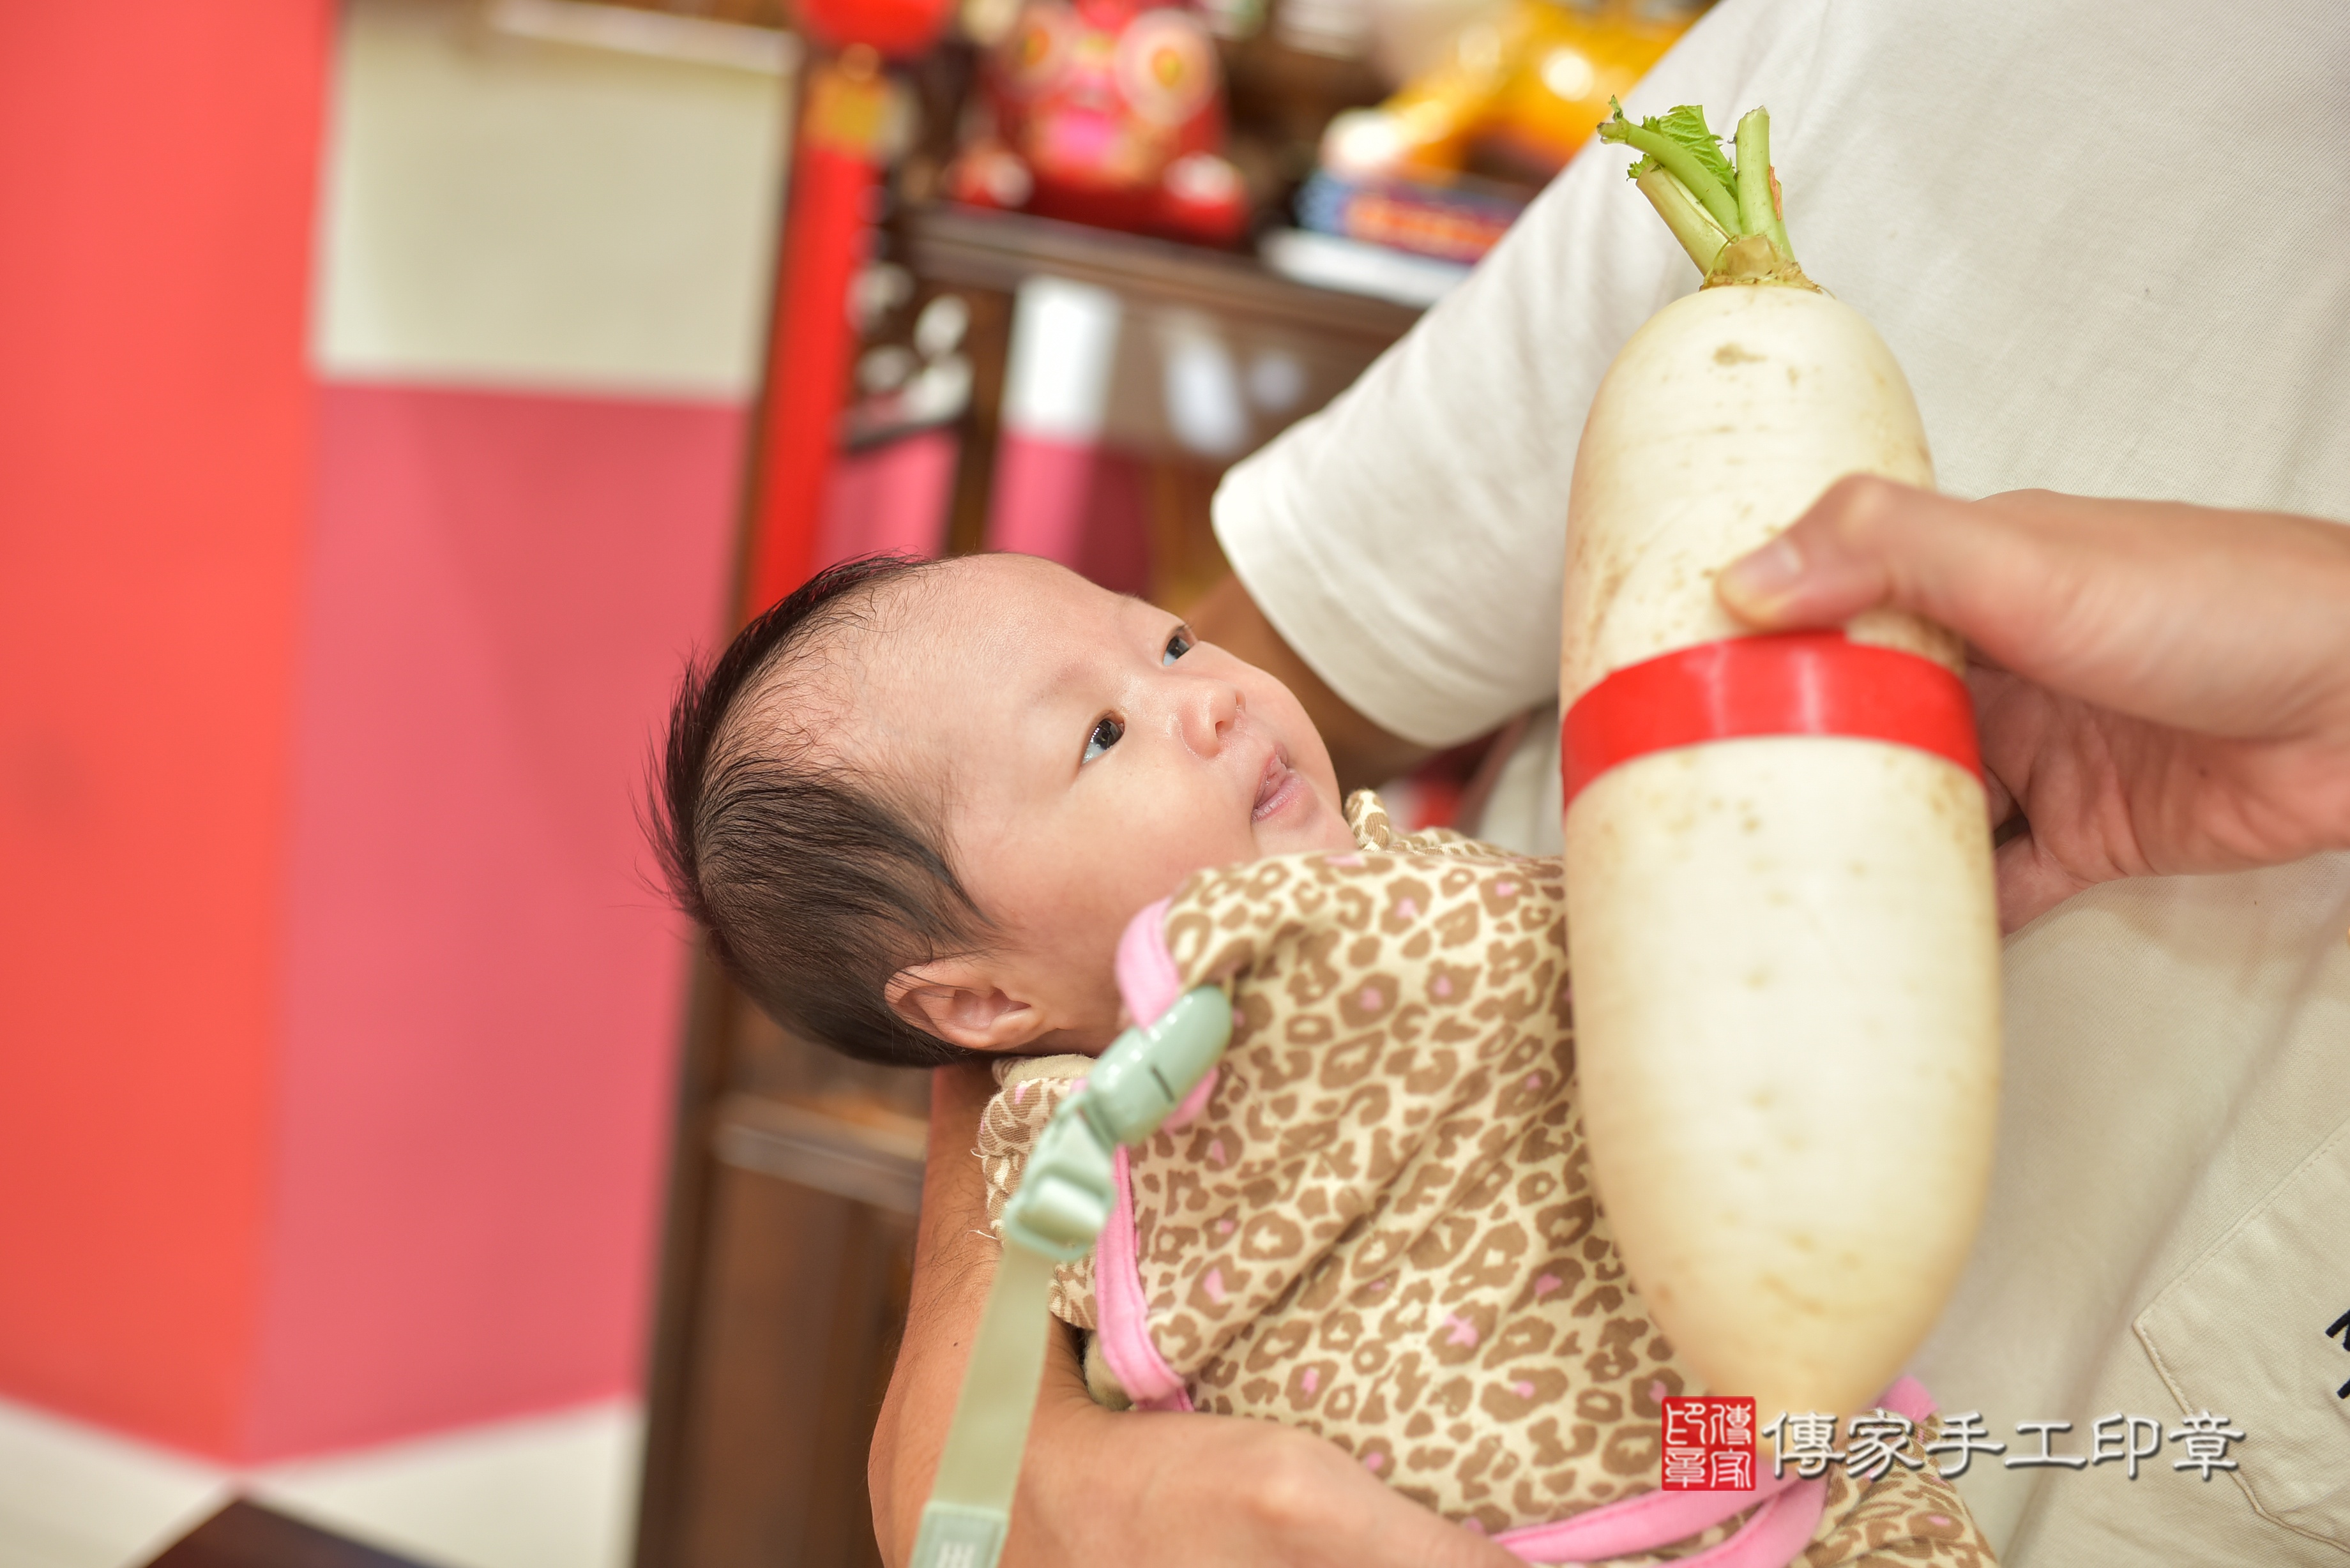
[1323,0,1709,185]
[944,0,1249,243]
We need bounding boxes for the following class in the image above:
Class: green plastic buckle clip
[999,986,1232,1259]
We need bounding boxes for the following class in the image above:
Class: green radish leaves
[1598,99,1741,236]
[1602,101,1735,198]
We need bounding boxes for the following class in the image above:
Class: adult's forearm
[870,1059,998,1565]
[1002,1359,1522,1568]
[869,1058,1522,1568]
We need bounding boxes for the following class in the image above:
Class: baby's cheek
[1098,837,1229,949]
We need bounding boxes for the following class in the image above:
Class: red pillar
[741,50,895,615]
[0,3,330,1454]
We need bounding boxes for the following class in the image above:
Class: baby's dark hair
[650,555,987,1068]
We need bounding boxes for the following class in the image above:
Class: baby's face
[845,554,1355,1050]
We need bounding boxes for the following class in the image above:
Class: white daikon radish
[1560,103,2000,1424]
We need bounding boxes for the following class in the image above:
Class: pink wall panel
[249,381,741,1457]
[818,428,959,564]
[985,434,1151,595]
[0,1,328,1456]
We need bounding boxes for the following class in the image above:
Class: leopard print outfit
[981,794,1995,1566]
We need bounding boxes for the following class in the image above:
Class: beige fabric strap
[908,1239,1062,1568]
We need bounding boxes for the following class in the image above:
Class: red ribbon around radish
[1561,631,1981,806]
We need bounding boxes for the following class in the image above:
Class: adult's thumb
[1715,474,1978,631]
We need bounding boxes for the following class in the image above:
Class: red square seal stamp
[1661,1396,1757,1491]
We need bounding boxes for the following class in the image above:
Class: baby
[655,551,1997,1566]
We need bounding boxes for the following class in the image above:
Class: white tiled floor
[0,1396,642,1568]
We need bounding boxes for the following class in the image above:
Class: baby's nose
[1181,681,1242,752]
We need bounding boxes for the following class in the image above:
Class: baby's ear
[886,960,1049,1053]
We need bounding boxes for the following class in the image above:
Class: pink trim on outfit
[1112,894,1220,1129]
[1495,1470,1809,1562]
[1114,896,1183,1024]
[1094,899,1199,1412]
[1093,1145,1192,1412]
[1098,900,1938,1563]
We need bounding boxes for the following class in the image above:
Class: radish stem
[1602,100,1811,287]
[1635,168,1728,275]
[1732,108,1794,261]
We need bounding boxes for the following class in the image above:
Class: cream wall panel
[315,0,789,398]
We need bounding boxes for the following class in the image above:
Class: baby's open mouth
[1252,753,1307,822]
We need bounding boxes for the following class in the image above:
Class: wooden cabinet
[633,955,926,1568]
[631,204,1421,1568]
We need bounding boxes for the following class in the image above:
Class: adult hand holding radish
[1718,481,2350,932]
[1560,102,2001,1428]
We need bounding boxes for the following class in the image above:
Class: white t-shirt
[1213,0,2350,1559]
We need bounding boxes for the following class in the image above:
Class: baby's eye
[1083,714,1125,764]
[1162,628,1194,665]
